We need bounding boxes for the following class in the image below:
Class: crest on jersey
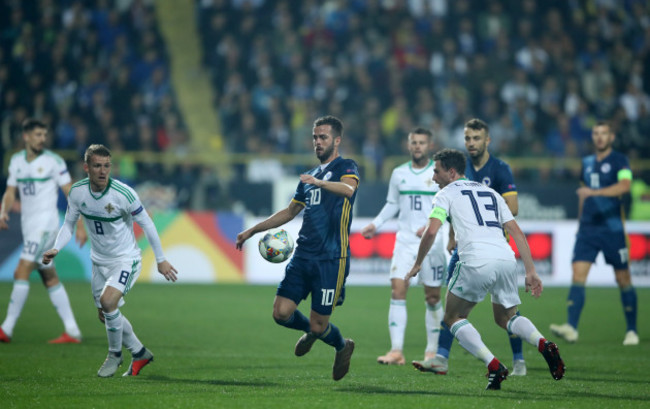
[425,178,434,187]
[601,163,611,173]
[482,176,492,186]
[38,167,43,173]
[323,171,332,181]
[105,203,115,214]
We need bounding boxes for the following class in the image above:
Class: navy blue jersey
[579,150,631,232]
[292,156,359,260]
[465,155,517,198]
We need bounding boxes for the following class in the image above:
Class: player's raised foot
[623,330,639,346]
[377,350,405,365]
[48,333,81,344]
[486,362,509,390]
[332,339,355,381]
[0,327,11,343]
[295,332,318,357]
[549,323,578,343]
[412,355,448,375]
[97,352,123,378]
[540,340,565,380]
[510,359,526,376]
[123,347,154,376]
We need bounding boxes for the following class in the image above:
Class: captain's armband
[429,207,447,223]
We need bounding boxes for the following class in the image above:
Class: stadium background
[1,0,650,286]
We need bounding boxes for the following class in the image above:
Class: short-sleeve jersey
[6,150,71,234]
[66,177,144,264]
[292,156,359,260]
[579,150,631,232]
[384,160,441,246]
[465,155,517,198]
[431,179,515,262]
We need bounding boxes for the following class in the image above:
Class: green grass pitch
[0,282,648,408]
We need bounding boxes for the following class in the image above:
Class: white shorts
[20,229,57,269]
[390,240,446,287]
[448,259,521,309]
[91,258,142,308]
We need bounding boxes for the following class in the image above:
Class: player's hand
[446,239,456,254]
[576,186,594,200]
[525,272,543,298]
[404,264,421,281]
[42,249,59,265]
[236,230,252,250]
[0,212,8,230]
[300,174,321,187]
[361,223,376,239]
[157,260,178,282]
[75,226,88,247]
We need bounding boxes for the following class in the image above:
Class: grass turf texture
[0,282,648,409]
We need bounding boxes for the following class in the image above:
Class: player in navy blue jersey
[551,121,638,346]
[236,115,359,380]
[413,118,527,376]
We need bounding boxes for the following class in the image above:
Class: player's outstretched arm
[236,201,304,250]
[0,186,17,230]
[405,217,442,281]
[61,182,88,247]
[504,219,542,298]
[300,174,358,198]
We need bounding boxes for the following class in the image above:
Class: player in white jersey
[405,149,565,390]
[0,118,86,344]
[42,144,179,378]
[361,128,446,365]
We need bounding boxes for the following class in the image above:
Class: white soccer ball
[258,228,294,263]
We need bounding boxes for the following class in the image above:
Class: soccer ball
[258,228,294,263]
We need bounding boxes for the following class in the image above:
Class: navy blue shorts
[572,229,629,270]
[276,256,349,316]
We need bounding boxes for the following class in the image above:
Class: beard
[316,143,334,162]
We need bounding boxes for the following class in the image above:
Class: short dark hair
[465,118,489,133]
[22,118,47,133]
[433,148,466,175]
[84,144,112,164]
[314,115,343,137]
[594,120,612,130]
[410,127,432,138]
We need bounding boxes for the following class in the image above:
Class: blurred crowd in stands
[1,0,650,212]
[198,0,650,180]
[0,0,192,207]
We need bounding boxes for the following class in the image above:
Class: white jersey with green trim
[67,177,143,264]
[381,160,441,246]
[431,179,515,262]
[6,150,71,234]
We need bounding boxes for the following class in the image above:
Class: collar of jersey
[88,178,112,200]
[409,159,433,174]
[24,149,44,163]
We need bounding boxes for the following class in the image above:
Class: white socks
[388,299,407,351]
[1,280,30,336]
[507,315,544,347]
[451,319,495,366]
[103,309,124,353]
[48,283,81,339]
[121,315,143,355]
[425,301,443,353]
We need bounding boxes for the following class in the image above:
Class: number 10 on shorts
[321,289,335,306]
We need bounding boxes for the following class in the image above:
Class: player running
[405,148,565,390]
[361,128,446,365]
[0,118,86,344]
[236,115,358,381]
[42,144,179,377]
